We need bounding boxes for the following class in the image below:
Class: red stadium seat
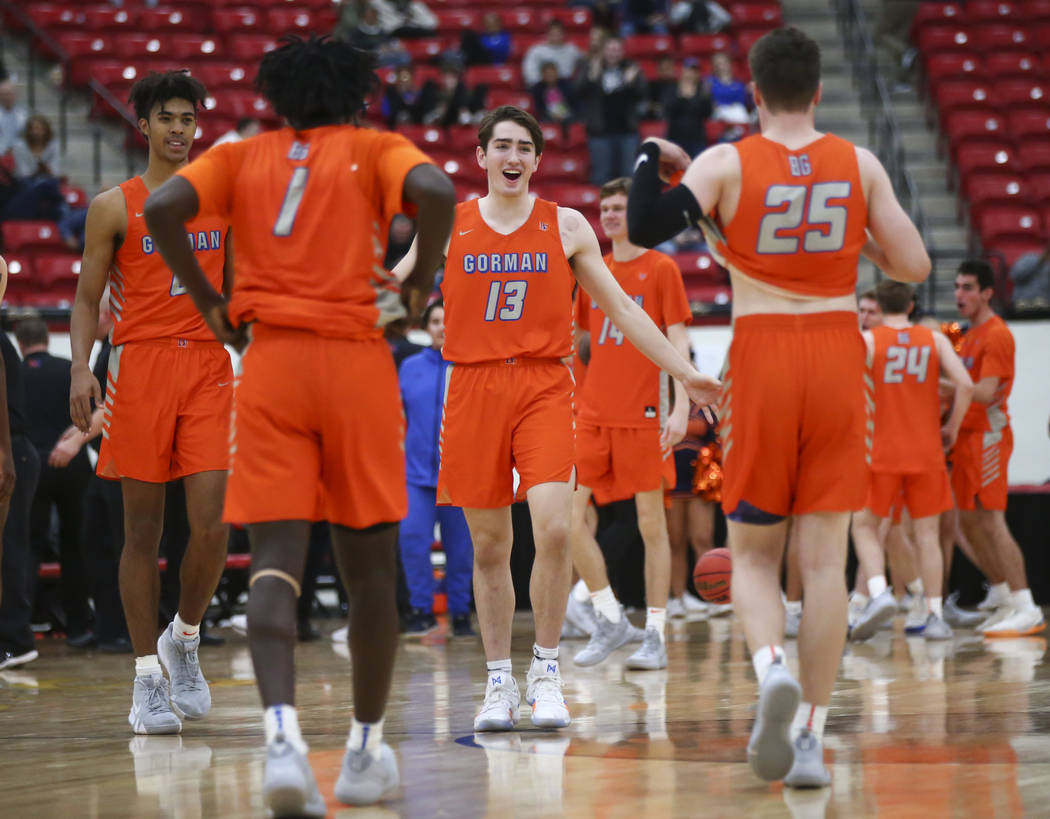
[2,255,35,288]
[679,33,733,57]
[992,79,1049,109]
[989,238,1047,269]
[736,29,773,56]
[430,152,484,185]
[34,254,82,288]
[501,9,543,33]
[205,90,278,123]
[924,53,982,92]
[400,38,446,62]
[541,8,592,30]
[397,125,445,149]
[1027,173,1050,205]
[1018,140,1050,173]
[911,2,964,35]
[943,111,1006,157]
[934,79,994,121]
[972,25,1034,52]
[2,221,66,253]
[1019,0,1050,21]
[56,33,113,85]
[60,183,88,209]
[984,52,1044,81]
[916,26,972,57]
[540,155,588,182]
[964,173,1028,221]
[485,89,532,111]
[954,142,1019,187]
[1006,108,1050,141]
[435,10,477,33]
[964,0,1019,23]
[536,123,586,151]
[189,62,254,92]
[27,3,83,31]
[266,7,325,33]
[622,35,675,59]
[729,4,783,29]
[465,65,522,88]
[82,4,138,32]
[545,183,599,210]
[226,34,280,60]
[673,252,728,284]
[445,125,478,151]
[977,205,1043,246]
[212,7,266,33]
[137,7,203,32]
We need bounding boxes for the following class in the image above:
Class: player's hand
[49,426,83,468]
[683,370,721,422]
[203,303,249,353]
[660,408,688,455]
[941,422,959,452]
[641,137,691,181]
[70,364,102,434]
[0,445,15,505]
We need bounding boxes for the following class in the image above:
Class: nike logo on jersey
[135,212,144,217]
[459,229,473,236]
[217,381,230,387]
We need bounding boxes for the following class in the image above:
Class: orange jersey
[958,315,1013,433]
[110,176,227,345]
[576,249,690,428]
[178,125,433,338]
[869,324,944,473]
[441,198,575,363]
[719,134,868,297]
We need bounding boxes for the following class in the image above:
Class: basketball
[693,548,732,603]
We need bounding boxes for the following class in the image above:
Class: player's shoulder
[990,314,1015,341]
[87,184,129,226]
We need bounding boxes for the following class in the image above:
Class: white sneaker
[331,624,349,643]
[978,584,1005,611]
[904,595,928,634]
[977,605,1013,633]
[335,743,400,806]
[473,672,520,732]
[706,602,732,617]
[128,674,182,735]
[263,736,326,817]
[230,614,247,635]
[526,657,570,729]
[982,606,1046,638]
[667,597,687,619]
[564,595,598,637]
[682,591,711,616]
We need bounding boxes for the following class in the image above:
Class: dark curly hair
[255,34,378,130]
[128,70,208,122]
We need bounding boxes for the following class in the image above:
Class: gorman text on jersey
[461,252,549,274]
[141,230,223,255]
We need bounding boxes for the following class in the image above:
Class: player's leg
[399,483,439,636]
[910,514,952,639]
[783,520,802,638]
[667,497,689,610]
[886,519,927,631]
[155,468,228,720]
[524,479,574,728]
[624,487,671,669]
[570,484,611,594]
[684,496,718,614]
[848,507,896,641]
[957,509,1010,623]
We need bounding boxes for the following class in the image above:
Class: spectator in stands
[621,0,670,35]
[420,57,481,127]
[532,61,577,126]
[1008,242,1050,314]
[213,117,262,148]
[382,65,425,127]
[663,57,711,158]
[345,2,410,66]
[575,36,648,184]
[17,317,95,648]
[668,0,731,33]
[461,12,511,67]
[398,301,475,637]
[522,20,583,87]
[0,278,40,670]
[0,79,26,156]
[706,51,751,128]
[645,55,678,120]
[876,0,920,91]
[372,0,438,38]
[5,114,65,221]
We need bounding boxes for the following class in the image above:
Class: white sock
[135,655,162,678]
[751,645,785,685]
[590,586,621,623]
[572,579,591,603]
[533,643,558,661]
[532,644,560,676]
[645,608,666,642]
[928,596,943,618]
[1011,588,1036,611]
[785,599,803,617]
[790,702,828,742]
[851,592,869,609]
[173,613,199,642]
[347,716,384,758]
[264,704,308,754]
[867,575,887,599]
[486,659,512,687]
[906,578,924,597]
[989,581,1009,605]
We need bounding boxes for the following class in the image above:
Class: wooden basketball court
[1,611,1046,817]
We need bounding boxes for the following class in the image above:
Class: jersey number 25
[757,182,850,254]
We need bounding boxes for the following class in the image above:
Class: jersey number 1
[274,167,309,236]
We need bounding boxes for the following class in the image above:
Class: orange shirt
[178,125,433,338]
[957,315,1014,433]
[110,176,227,345]
[870,324,944,473]
[719,134,868,297]
[441,198,575,363]
[576,249,690,428]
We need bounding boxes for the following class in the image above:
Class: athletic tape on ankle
[250,569,302,597]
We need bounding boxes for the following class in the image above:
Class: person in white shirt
[523,20,583,87]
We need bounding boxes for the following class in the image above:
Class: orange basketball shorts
[720,312,870,520]
[98,338,232,483]
[867,468,953,521]
[577,420,675,505]
[950,425,1012,512]
[437,358,575,509]
[224,326,406,528]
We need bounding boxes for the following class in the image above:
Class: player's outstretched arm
[565,207,721,408]
[70,189,120,433]
[662,322,692,451]
[858,148,931,283]
[145,176,243,349]
[400,163,456,319]
[934,331,974,450]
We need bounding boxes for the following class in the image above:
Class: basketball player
[570,177,692,671]
[850,280,973,641]
[144,37,456,813]
[857,288,881,330]
[393,105,719,733]
[950,260,1043,637]
[626,28,931,787]
[69,71,231,736]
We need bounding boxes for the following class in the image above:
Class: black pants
[83,472,126,642]
[29,450,93,636]
[0,437,42,654]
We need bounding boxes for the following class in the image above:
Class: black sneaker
[451,614,475,637]
[402,609,437,638]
